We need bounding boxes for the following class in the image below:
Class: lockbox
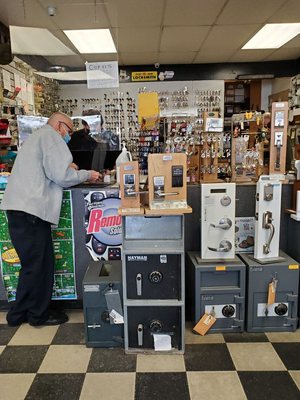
[240,252,299,332]
[82,260,123,347]
[186,252,246,333]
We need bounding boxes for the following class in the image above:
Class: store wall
[272,77,291,94]
[59,80,225,118]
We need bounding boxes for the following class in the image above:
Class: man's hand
[88,170,102,182]
[69,162,79,170]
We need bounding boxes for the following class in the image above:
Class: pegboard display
[59,81,224,171]
[34,75,60,117]
[0,58,35,118]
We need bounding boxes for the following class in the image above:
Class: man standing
[0,112,100,326]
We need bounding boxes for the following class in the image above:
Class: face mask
[63,132,71,144]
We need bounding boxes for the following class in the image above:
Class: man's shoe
[7,317,27,327]
[29,311,69,326]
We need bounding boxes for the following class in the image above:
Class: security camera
[47,5,56,16]
[154,63,160,69]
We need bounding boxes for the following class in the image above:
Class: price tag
[109,309,124,324]
[193,313,216,336]
[267,280,277,305]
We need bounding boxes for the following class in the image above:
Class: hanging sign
[86,61,119,89]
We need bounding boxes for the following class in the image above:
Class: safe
[82,260,124,347]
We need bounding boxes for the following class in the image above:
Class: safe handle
[136,273,142,296]
[137,324,143,346]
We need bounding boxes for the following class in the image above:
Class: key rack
[231,112,265,182]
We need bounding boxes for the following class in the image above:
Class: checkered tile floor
[0,310,299,400]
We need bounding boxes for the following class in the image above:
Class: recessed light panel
[64,29,117,54]
[242,23,300,49]
[10,26,75,55]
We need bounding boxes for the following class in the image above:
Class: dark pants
[6,210,55,325]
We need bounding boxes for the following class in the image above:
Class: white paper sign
[153,334,172,351]
[86,61,119,89]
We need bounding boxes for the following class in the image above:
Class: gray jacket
[0,124,91,225]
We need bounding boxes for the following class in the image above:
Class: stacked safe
[122,214,185,353]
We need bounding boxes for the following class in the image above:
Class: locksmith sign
[86,61,119,89]
[132,71,158,81]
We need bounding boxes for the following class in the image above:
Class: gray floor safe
[82,260,124,347]
[240,252,299,332]
[122,215,185,353]
[186,252,246,333]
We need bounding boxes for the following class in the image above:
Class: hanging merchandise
[147,153,192,212]
[119,161,143,214]
[252,176,284,264]
[231,112,265,182]
[115,142,132,184]
[269,102,288,176]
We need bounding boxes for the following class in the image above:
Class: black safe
[124,253,182,300]
[126,305,182,350]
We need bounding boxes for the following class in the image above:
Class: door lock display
[172,165,183,187]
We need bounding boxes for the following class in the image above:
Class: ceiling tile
[3,0,48,27]
[200,24,261,51]
[46,4,110,29]
[118,27,160,52]
[106,0,165,28]
[268,0,300,23]
[0,0,300,68]
[163,0,227,26]
[120,52,159,66]
[217,0,285,24]
[161,26,210,52]
[228,49,275,62]
[158,52,197,64]
[194,48,235,63]
[281,34,300,48]
[264,47,300,61]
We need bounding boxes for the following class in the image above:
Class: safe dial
[222,305,235,318]
[149,270,163,283]
[150,319,163,333]
[274,303,288,316]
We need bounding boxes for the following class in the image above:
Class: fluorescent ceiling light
[242,23,300,49]
[64,29,117,54]
[10,26,75,56]
[35,71,88,81]
[34,70,114,81]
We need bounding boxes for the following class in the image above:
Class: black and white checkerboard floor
[0,310,299,400]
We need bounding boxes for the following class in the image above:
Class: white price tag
[109,309,124,324]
